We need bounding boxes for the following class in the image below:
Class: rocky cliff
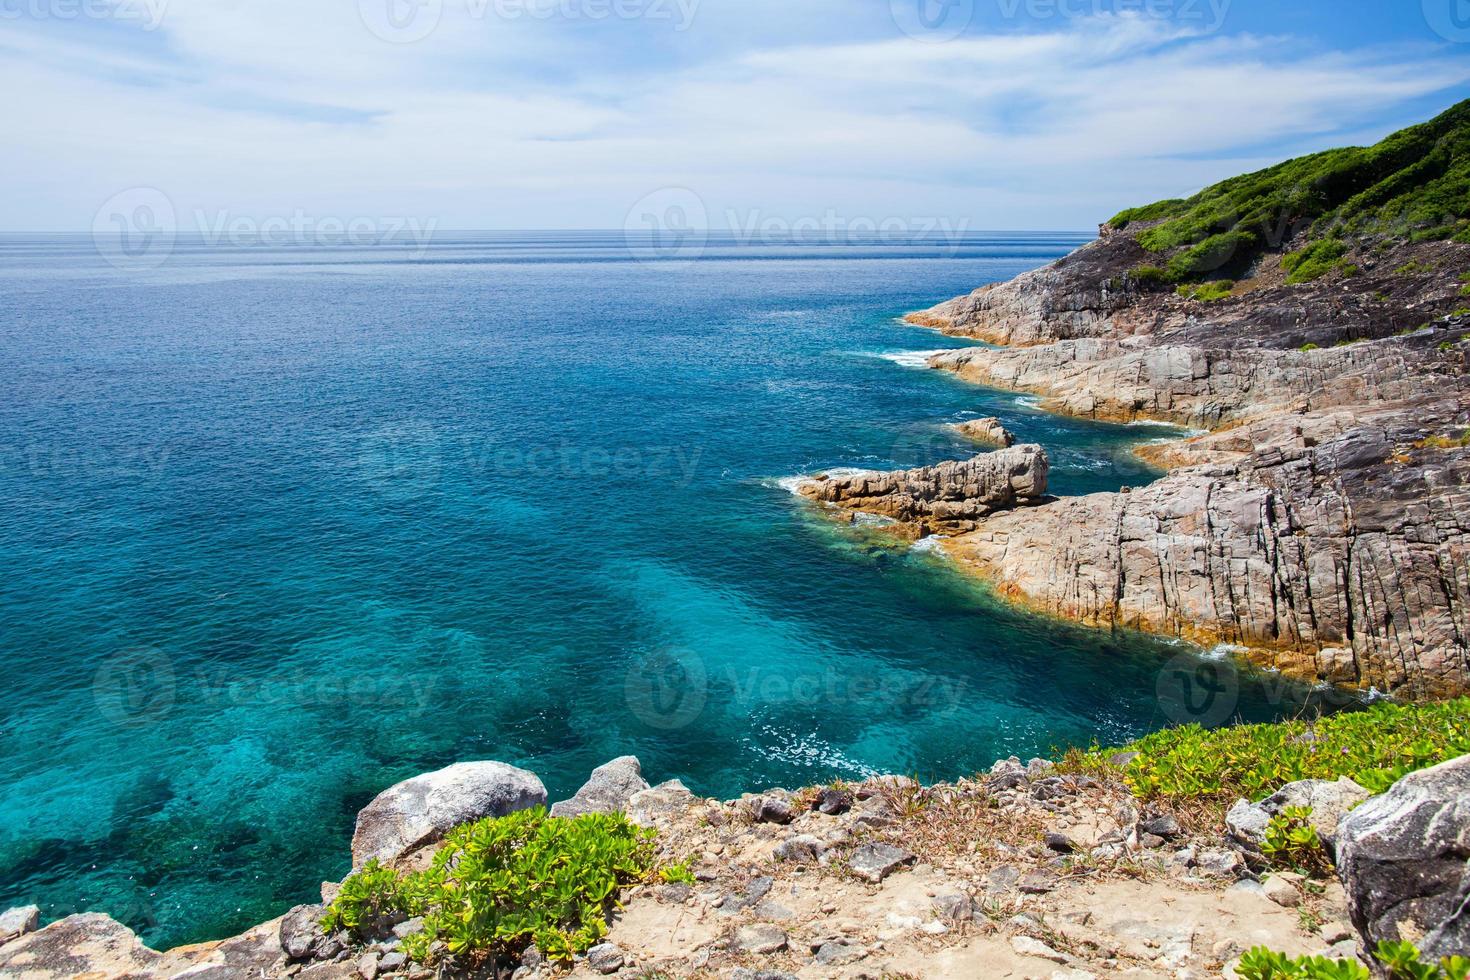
[836,104,1470,698]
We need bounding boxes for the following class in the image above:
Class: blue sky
[3,0,1469,231]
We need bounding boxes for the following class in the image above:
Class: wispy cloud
[2,4,1466,230]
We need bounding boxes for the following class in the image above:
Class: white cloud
[1,7,1466,230]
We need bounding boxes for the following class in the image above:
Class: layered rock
[953,416,1016,448]
[550,756,650,818]
[795,445,1049,533]
[891,224,1470,696]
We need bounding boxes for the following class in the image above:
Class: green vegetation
[1239,942,1469,980]
[1300,343,1321,352]
[1282,239,1349,284]
[1108,100,1470,280]
[1261,806,1330,875]
[1080,698,1470,803]
[1176,280,1236,302]
[322,808,661,965]
[1129,264,1170,287]
[1395,260,1437,276]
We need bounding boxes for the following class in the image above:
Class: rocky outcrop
[795,445,1049,533]
[550,756,650,818]
[953,416,1016,448]
[889,221,1470,696]
[0,913,180,979]
[1336,754,1470,964]
[1227,777,1373,859]
[351,761,547,868]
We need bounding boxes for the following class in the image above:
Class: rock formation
[549,756,650,818]
[952,417,1016,448]
[883,230,1470,696]
[1336,754,1470,964]
[795,444,1049,533]
[351,761,547,868]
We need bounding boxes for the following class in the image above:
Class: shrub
[1129,264,1170,287]
[1166,231,1257,280]
[1282,239,1349,284]
[1177,280,1236,302]
[1238,941,1470,979]
[1090,698,1470,803]
[322,808,659,966]
[1261,806,1331,875]
[1300,343,1321,351]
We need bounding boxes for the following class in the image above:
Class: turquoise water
[0,232,1321,947]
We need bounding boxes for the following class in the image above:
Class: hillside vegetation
[1109,99,1470,282]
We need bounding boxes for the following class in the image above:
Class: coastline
[791,228,1470,700]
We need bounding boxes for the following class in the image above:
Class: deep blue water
[0,232,1321,947]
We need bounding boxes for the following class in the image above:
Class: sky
[3,0,1469,232]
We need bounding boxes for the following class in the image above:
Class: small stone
[1044,833,1075,854]
[1140,814,1182,838]
[848,843,916,883]
[772,835,825,864]
[586,942,625,974]
[1011,935,1069,964]
[378,951,407,971]
[522,945,544,969]
[659,883,693,904]
[1263,875,1302,908]
[751,899,796,922]
[752,797,795,825]
[1019,870,1058,894]
[987,865,1021,893]
[731,924,788,955]
[814,787,853,815]
[0,906,39,938]
[1320,921,1353,945]
[813,939,867,965]
[1195,848,1244,878]
[1140,833,1167,849]
[391,917,423,939]
[357,952,380,980]
[931,894,971,922]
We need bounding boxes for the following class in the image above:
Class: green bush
[1262,806,1330,874]
[1282,239,1350,284]
[322,808,659,966]
[1238,941,1470,979]
[1094,698,1470,802]
[1165,230,1257,280]
[1129,264,1170,287]
[1177,279,1236,302]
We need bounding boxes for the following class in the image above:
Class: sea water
[0,232,1323,946]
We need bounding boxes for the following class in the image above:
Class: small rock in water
[848,843,916,883]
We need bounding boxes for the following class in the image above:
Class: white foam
[910,535,950,555]
[773,468,874,496]
[1204,643,1248,661]
[876,349,962,368]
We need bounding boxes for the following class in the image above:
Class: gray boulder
[550,756,650,818]
[352,761,547,867]
[0,905,39,940]
[1336,754,1470,964]
[1226,776,1372,852]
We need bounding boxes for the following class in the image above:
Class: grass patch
[1069,698,1470,805]
[1176,279,1235,302]
[1128,264,1171,288]
[1282,239,1348,284]
[322,808,660,966]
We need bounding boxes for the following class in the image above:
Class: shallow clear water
[0,232,1318,947]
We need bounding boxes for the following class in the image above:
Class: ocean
[0,231,1323,947]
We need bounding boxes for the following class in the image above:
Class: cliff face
[875,107,1470,697]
